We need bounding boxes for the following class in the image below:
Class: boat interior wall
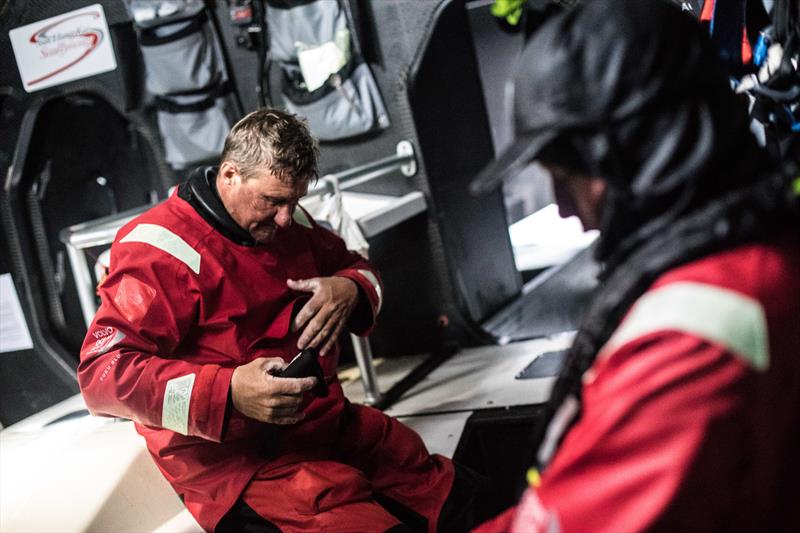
[1,1,169,424]
[0,0,577,424]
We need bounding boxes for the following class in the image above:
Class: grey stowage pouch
[136,10,238,169]
[266,0,389,141]
[281,62,389,141]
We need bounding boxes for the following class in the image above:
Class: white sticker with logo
[162,374,196,436]
[9,4,118,93]
[86,326,125,356]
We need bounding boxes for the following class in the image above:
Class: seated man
[79,109,474,532]
[471,0,800,531]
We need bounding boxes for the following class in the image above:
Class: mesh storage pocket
[139,16,219,95]
[266,0,390,141]
[136,11,236,169]
[156,92,238,170]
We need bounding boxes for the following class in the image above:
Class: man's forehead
[253,171,309,196]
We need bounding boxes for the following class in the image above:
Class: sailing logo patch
[9,4,117,92]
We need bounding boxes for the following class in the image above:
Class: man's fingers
[231,357,320,424]
[262,394,303,410]
[297,306,333,349]
[287,278,319,293]
[261,357,287,375]
[289,275,357,352]
[289,278,324,331]
[306,314,338,352]
[269,375,317,394]
[319,321,344,357]
[292,298,320,332]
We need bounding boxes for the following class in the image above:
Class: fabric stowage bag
[300,175,369,257]
[132,5,238,169]
[266,0,390,141]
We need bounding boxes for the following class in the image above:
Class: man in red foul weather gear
[79,109,476,532]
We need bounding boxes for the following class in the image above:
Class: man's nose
[274,205,293,228]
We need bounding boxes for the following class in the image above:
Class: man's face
[542,163,606,231]
[218,162,309,244]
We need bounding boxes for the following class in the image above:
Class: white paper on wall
[0,273,34,353]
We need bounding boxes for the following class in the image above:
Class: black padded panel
[0,347,77,426]
[0,1,168,424]
[408,0,521,324]
[0,217,77,427]
[482,244,601,342]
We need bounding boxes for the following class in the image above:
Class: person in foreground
[78,109,475,532]
[471,0,800,531]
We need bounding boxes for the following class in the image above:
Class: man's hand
[287,276,358,356]
[230,357,317,424]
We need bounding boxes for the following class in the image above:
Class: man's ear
[218,161,239,186]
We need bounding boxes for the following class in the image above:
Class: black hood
[178,166,256,246]
[559,1,770,265]
[472,0,774,265]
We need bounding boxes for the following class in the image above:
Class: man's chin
[251,228,277,244]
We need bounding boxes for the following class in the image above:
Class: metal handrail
[308,140,417,196]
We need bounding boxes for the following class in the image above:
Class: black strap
[138,10,208,47]
[264,0,319,8]
[154,79,233,113]
[280,59,357,105]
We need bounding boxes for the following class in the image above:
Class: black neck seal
[178,166,256,246]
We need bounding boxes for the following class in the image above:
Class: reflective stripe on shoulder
[357,269,383,314]
[601,281,769,370]
[293,206,313,229]
[120,224,200,274]
[162,373,195,435]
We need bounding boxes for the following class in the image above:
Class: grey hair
[220,108,319,183]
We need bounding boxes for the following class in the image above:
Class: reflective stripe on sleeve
[601,281,769,370]
[357,269,383,314]
[162,373,196,435]
[120,224,201,274]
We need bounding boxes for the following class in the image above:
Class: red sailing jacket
[476,236,800,532]
[78,189,383,530]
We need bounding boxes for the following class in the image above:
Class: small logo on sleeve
[86,326,126,356]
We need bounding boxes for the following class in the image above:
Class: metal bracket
[397,140,417,177]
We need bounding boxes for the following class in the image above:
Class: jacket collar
[178,166,256,246]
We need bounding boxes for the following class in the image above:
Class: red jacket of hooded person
[77,176,383,531]
[475,236,800,532]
